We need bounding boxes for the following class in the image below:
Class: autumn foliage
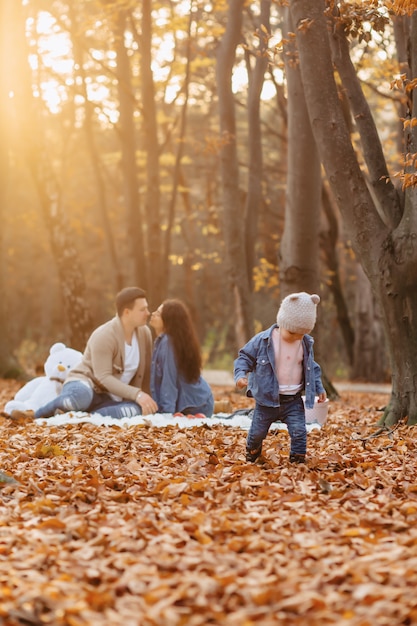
[0,381,416,625]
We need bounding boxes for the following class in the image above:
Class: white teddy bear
[5,342,83,414]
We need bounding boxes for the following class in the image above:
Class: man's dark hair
[116,287,146,316]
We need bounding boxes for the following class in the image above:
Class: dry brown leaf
[1,382,417,625]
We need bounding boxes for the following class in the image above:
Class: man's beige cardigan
[66,316,152,400]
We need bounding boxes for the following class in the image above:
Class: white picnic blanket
[35,411,322,431]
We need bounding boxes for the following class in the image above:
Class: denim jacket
[234,325,325,409]
[151,333,213,413]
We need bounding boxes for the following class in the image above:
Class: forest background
[0,0,414,395]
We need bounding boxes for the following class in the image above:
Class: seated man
[34,287,158,419]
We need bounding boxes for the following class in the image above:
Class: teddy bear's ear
[49,342,66,354]
[311,294,320,305]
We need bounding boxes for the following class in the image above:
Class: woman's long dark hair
[161,299,202,383]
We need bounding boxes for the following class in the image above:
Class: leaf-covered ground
[1,379,417,626]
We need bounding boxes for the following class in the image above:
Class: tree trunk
[70,6,124,291]
[280,6,338,397]
[114,9,148,291]
[321,184,354,367]
[392,14,410,154]
[244,0,270,290]
[141,0,163,306]
[178,169,197,313]
[280,7,321,297]
[289,0,417,425]
[328,4,402,229]
[353,264,388,382]
[216,0,254,349]
[161,7,193,296]
[377,11,417,424]
[11,1,92,351]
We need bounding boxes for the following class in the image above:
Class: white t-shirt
[110,334,140,401]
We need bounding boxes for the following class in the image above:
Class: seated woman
[150,299,214,417]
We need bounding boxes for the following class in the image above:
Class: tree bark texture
[244,0,271,290]
[329,10,402,229]
[216,0,254,348]
[141,0,163,306]
[353,264,388,382]
[289,0,417,425]
[280,7,321,297]
[114,9,148,292]
[321,184,354,367]
[391,15,411,155]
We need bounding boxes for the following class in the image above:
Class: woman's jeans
[247,395,307,457]
[34,381,141,420]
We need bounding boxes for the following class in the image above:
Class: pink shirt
[272,328,303,394]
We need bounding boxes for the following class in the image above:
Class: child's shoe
[246,446,262,463]
[289,453,306,464]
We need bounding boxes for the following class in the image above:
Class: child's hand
[317,392,327,403]
[236,377,248,390]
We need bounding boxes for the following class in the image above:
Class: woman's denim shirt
[151,333,213,414]
[234,325,324,409]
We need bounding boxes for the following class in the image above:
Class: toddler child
[234,292,326,464]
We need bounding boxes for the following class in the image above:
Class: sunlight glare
[32,11,73,113]
[232,65,248,94]
[232,63,282,102]
[36,12,72,66]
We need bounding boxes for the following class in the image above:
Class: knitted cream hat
[277,292,320,335]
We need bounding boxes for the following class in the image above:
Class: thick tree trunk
[280,6,338,397]
[376,255,417,425]
[216,0,254,348]
[280,7,321,297]
[289,0,417,425]
[378,8,417,422]
[364,10,417,415]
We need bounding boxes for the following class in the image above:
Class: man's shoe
[8,410,35,423]
[246,446,262,463]
[289,453,306,464]
[214,400,232,414]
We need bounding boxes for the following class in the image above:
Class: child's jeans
[247,394,307,457]
[34,380,141,420]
